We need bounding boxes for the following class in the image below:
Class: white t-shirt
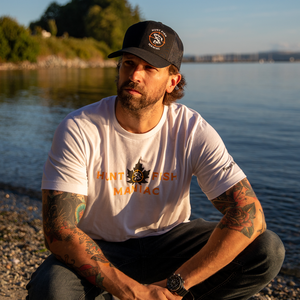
[42,96,245,242]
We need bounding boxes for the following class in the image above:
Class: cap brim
[108,47,171,68]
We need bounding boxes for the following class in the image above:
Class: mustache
[119,80,143,94]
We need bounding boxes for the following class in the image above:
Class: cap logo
[149,31,166,49]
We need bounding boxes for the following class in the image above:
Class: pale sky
[1,0,299,55]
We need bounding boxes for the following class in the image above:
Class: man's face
[117,53,171,112]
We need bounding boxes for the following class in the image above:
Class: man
[27,21,284,300]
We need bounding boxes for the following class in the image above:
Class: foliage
[48,19,57,37]
[30,0,142,51]
[84,5,124,50]
[0,26,10,61]
[0,0,142,63]
[32,35,110,60]
[0,16,39,62]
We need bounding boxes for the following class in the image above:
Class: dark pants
[26,219,285,300]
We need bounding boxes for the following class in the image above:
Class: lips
[124,88,141,95]
[120,81,143,95]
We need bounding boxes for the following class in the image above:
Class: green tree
[30,2,61,33]
[29,0,142,50]
[0,26,10,61]
[0,16,39,62]
[84,0,141,51]
[85,5,124,50]
[48,19,57,36]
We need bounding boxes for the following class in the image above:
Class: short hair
[116,58,186,106]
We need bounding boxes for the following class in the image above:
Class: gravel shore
[0,56,116,71]
[0,188,299,300]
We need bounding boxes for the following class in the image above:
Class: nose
[129,65,143,82]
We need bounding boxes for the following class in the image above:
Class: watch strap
[183,291,194,300]
[176,285,189,297]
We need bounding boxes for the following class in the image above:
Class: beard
[117,78,166,112]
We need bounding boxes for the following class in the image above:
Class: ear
[166,73,182,94]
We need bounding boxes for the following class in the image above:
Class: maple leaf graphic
[127,160,150,185]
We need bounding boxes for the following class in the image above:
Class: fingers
[163,290,182,300]
[146,284,180,300]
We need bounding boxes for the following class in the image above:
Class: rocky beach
[0,188,299,300]
[0,56,116,71]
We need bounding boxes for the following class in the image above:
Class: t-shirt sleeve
[191,119,246,200]
[41,116,88,195]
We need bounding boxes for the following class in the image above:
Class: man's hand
[136,284,182,300]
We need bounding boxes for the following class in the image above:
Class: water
[0,63,299,272]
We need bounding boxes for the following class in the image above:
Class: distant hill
[184,51,300,63]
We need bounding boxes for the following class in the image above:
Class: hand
[144,284,182,300]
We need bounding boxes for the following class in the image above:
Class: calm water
[0,63,299,272]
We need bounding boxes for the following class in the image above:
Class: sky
[1,0,299,56]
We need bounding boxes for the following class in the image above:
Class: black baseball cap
[108,21,184,70]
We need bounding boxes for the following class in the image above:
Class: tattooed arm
[154,178,266,290]
[42,189,179,300]
[211,178,266,238]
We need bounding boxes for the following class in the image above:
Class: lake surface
[0,63,299,273]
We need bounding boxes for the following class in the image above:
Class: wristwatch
[166,273,194,299]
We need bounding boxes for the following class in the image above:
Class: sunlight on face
[117,54,170,112]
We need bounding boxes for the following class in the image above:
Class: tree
[84,0,142,51]
[85,5,123,50]
[30,2,61,34]
[0,26,10,61]
[48,19,57,36]
[0,16,39,62]
[29,0,142,51]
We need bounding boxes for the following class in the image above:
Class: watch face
[167,274,182,292]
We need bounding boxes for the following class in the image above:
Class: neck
[115,98,164,134]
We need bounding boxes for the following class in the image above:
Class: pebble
[0,188,299,300]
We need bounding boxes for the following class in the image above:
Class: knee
[26,255,60,300]
[245,230,285,281]
[258,230,285,268]
[27,255,104,300]
[27,255,76,300]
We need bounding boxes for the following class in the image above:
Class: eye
[122,57,138,68]
[145,65,157,71]
[123,60,134,66]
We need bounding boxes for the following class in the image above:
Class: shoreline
[0,55,117,71]
[0,188,299,299]
[1,57,298,72]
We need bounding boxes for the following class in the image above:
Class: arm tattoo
[257,209,267,234]
[42,190,86,243]
[211,178,257,238]
[42,190,114,290]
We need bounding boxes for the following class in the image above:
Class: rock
[11,258,20,265]
[261,287,272,295]
[288,280,296,286]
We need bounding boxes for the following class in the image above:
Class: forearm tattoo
[211,178,262,238]
[42,190,113,289]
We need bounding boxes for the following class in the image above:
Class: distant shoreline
[1,55,299,71]
[182,60,300,64]
[0,55,117,71]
